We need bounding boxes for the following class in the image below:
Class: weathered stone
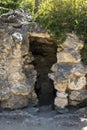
[71,63,87,76]
[1,94,29,109]
[49,62,87,92]
[49,33,87,109]
[54,81,68,92]
[0,9,40,109]
[29,32,53,44]
[54,91,68,109]
[68,76,86,91]
[57,50,81,63]
[0,79,10,101]
[56,92,68,98]
[62,34,84,51]
[10,83,30,95]
[69,90,87,102]
[54,97,68,109]
[53,64,73,79]
[0,8,33,24]
[50,63,87,78]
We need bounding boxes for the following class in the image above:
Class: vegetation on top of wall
[0,0,87,64]
[35,0,87,64]
[36,0,87,40]
[0,0,21,14]
[19,0,34,14]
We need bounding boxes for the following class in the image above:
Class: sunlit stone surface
[0,9,38,109]
[49,34,87,109]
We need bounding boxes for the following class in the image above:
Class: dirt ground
[0,106,87,130]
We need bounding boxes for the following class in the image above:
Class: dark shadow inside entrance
[30,40,57,106]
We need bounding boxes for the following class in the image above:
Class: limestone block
[54,96,68,109]
[56,91,68,98]
[68,76,86,91]
[1,94,29,109]
[51,63,87,78]
[69,90,87,102]
[11,83,31,96]
[71,63,87,77]
[54,63,72,79]
[62,34,84,51]
[54,81,68,92]
[57,50,81,63]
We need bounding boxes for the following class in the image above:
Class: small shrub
[19,0,34,15]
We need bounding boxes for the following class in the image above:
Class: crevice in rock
[30,40,57,106]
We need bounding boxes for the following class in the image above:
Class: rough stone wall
[0,9,39,109]
[0,9,87,110]
[49,34,87,109]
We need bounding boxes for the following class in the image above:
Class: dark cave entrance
[30,39,57,106]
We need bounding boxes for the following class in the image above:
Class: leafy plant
[19,0,34,15]
[0,0,21,14]
[35,0,87,64]
[36,0,87,43]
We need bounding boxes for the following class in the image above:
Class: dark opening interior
[30,40,57,106]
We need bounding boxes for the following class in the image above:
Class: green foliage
[0,0,34,15]
[35,0,87,64]
[0,0,21,14]
[19,0,34,15]
[36,0,87,43]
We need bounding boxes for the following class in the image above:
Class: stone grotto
[0,9,87,110]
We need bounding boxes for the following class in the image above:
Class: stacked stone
[49,34,87,109]
[0,9,38,109]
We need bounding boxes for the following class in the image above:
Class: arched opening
[30,38,57,106]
